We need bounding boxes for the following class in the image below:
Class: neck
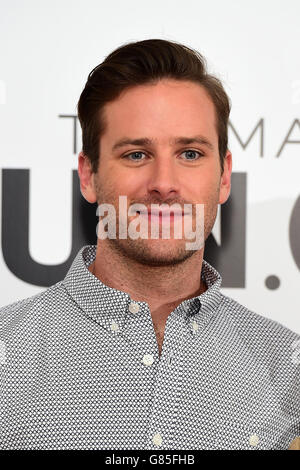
[89,240,207,316]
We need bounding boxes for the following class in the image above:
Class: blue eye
[182,150,203,160]
[124,151,146,161]
[123,149,204,162]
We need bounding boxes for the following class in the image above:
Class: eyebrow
[112,135,214,152]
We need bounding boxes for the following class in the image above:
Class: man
[0,39,299,450]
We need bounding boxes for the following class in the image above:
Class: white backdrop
[0,0,299,333]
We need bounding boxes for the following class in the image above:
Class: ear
[218,150,232,205]
[77,151,97,203]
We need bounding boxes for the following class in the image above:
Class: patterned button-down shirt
[0,245,299,450]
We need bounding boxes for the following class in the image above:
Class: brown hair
[77,38,231,174]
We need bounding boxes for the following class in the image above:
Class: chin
[110,238,197,266]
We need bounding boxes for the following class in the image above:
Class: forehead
[101,79,218,146]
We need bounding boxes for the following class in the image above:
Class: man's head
[78,38,231,175]
[77,39,232,266]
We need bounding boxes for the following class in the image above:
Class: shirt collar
[62,245,223,334]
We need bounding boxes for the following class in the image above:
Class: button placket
[147,313,186,450]
[167,352,174,368]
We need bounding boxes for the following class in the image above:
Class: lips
[137,210,187,217]
[137,207,191,216]
[138,210,183,216]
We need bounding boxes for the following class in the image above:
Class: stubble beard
[94,178,219,267]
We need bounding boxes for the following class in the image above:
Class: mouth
[136,208,190,218]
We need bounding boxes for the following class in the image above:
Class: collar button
[129,302,140,314]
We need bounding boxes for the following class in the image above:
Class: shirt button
[249,434,259,447]
[110,320,120,332]
[142,354,154,366]
[192,321,199,332]
[152,433,162,447]
[129,302,140,314]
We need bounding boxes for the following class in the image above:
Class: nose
[146,155,180,200]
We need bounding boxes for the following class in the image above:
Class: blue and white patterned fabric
[0,244,299,449]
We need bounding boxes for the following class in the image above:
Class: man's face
[79,78,232,266]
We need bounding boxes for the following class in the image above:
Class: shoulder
[219,292,299,339]
[218,292,300,367]
[0,281,67,334]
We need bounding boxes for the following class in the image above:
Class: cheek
[103,161,143,194]
[187,172,220,201]
[99,174,143,203]
[116,179,142,198]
